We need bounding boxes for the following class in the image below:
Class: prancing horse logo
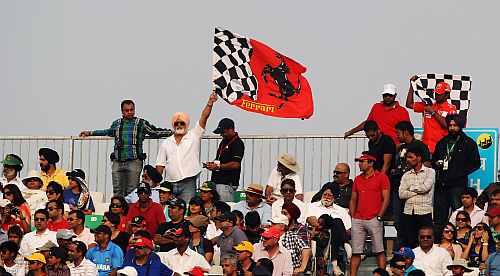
[262,53,301,109]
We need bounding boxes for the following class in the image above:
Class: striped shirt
[68,258,98,276]
[399,166,435,215]
[92,117,173,161]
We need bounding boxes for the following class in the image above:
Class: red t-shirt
[413,102,457,153]
[48,218,70,231]
[352,171,390,220]
[126,200,166,235]
[118,216,128,232]
[367,102,410,145]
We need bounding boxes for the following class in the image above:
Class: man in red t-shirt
[345,83,410,145]
[47,200,69,231]
[349,153,390,276]
[406,76,457,153]
[126,183,166,236]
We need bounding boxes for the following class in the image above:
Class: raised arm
[199,92,218,129]
[406,75,418,109]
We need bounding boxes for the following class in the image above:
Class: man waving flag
[212,27,314,119]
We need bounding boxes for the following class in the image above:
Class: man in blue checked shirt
[86,225,123,276]
[80,99,173,197]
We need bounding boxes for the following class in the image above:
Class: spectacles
[174,122,186,126]
[393,264,406,270]
[443,229,453,234]
[110,203,122,208]
[333,171,347,175]
[419,235,433,240]
[34,217,47,222]
[281,188,295,194]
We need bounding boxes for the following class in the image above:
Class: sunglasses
[174,121,186,126]
[393,264,405,270]
[34,217,47,222]
[456,218,468,222]
[136,190,149,195]
[281,188,295,194]
[443,229,453,234]
[110,203,122,208]
[333,171,347,175]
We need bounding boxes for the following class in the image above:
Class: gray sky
[2,1,499,136]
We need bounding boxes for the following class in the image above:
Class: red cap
[434,82,451,95]
[262,227,281,240]
[355,153,377,162]
[487,207,500,217]
[132,238,154,250]
[188,267,205,276]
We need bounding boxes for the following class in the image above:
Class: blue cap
[393,247,415,259]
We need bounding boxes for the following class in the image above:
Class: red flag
[213,28,314,119]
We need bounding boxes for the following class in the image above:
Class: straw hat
[278,154,300,173]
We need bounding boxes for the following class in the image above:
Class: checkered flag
[213,27,258,103]
[411,73,472,119]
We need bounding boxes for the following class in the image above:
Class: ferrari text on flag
[212,27,314,119]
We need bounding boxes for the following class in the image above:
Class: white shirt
[19,229,57,257]
[271,198,307,224]
[155,122,204,182]
[74,227,95,246]
[163,247,211,274]
[253,243,293,276]
[413,245,452,276]
[4,255,26,276]
[206,221,222,240]
[68,258,98,276]
[306,201,352,230]
[22,189,48,219]
[0,177,26,192]
[450,205,487,227]
[266,167,303,198]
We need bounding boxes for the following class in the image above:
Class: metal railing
[0,135,367,200]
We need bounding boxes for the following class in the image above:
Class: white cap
[270,214,289,225]
[117,266,137,276]
[381,83,397,95]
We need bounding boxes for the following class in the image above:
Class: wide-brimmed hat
[446,259,473,272]
[278,154,300,173]
[200,181,216,192]
[22,170,43,185]
[245,184,264,197]
[188,215,209,228]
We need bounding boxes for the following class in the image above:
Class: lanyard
[446,136,459,160]
[217,134,239,158]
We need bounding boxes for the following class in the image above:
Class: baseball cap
[213,118,235,134]
[269,214,289,225]
[56,229,76,240]
[261,227,281,240]
[168,198,186,209]
[234,241,254,253]
[131,237,154,250]
[1,154,23,168]
[36,241,57,251]
[136,182,152,195]
[200,181,216,192]
[434,82,451,95]
[48,247,67,260]
[117,266,138,276]
[393,247,415,259]
[131,216,147,227]
[93,225,112,236]
[189,215,209,228]
[381,83,397,96]
[25,252,46,264]
[158,181,173,193]
[355,153,377,162]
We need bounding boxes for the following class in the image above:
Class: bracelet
[483,243,489,246]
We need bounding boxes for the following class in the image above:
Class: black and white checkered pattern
[411,73,472,118]
[213,27,258,103]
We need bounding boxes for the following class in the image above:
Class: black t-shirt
[368,134,396,172]
[211,135,245,186]
[112,231,131,254]
[156,220,184,252]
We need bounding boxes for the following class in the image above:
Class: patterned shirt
[280,230,308,269]
[399,166,435,215]
[92,117,173,161]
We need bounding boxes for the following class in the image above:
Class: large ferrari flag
[212,27,314,119]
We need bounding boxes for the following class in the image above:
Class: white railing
[0,135,367,200]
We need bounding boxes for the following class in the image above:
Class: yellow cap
[233,241,254,253]
[25,252,46,264]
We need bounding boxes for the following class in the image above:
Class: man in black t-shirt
[154,198,186,252]
[205,118,245,202]
[364,120,396,175]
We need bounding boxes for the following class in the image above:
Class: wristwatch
[376,216,383,221]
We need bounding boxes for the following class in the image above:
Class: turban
[171,112,190,128]
[39,148,60,164]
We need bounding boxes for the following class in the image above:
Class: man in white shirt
[155,93,217,202]
[265,154,303,203]
[413,226,452,276]
[20,209,57,257]
[164,225,211,274]
[0,154,25,192]
[450,187,486,227]
[271,179,306,224]
[67,240,98,276]
[68,210,95,247]
[306,185,351,231]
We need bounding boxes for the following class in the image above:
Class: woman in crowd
[313,214,347,276]
[186,196,207,220]
[438,223,463,260]
[456,210,472,247]
[22,170,48,219]
[102,211,130,254]
[63,169,95,214]
[188,215,214,263]
[45,181,69,211]
[7,225,23,246]
[199,181,220,215]
[232,210,244,230]
[462,222,495,268]
[281,202,308,244]
[109,196,129,232]
[3,184,30,232]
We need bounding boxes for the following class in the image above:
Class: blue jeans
[216,184,235,202]
[112,159,143,197]
[172,175,198,203]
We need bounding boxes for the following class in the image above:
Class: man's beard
[174,127,187,135]
[40,163,50,172]
[321,198,334,207]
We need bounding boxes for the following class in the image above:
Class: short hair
[406,145,424,158]
[372,268,390,276]
[46,200,64,212]
[134,230,152,240]
[214,201,231,214]
[418,225,434,234]
[34,209,49,219]
[363,120,379,132]
[407,269,426,276]
[492,188,500,197]
[280,178,296,189]
[72,240,87,256]
[389,255,406,267]
[7,225,23,239]
[462,187,478,199]
[231,210,244,223]
[104,212,120,226]
[68,210,85,225]
[46,181,63,195]
[221,254,238,267]
[256,258,274,275]
[0,241,19,253]
[395,121,414,136]
[120,99,135,110]
[245,211,261,228]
